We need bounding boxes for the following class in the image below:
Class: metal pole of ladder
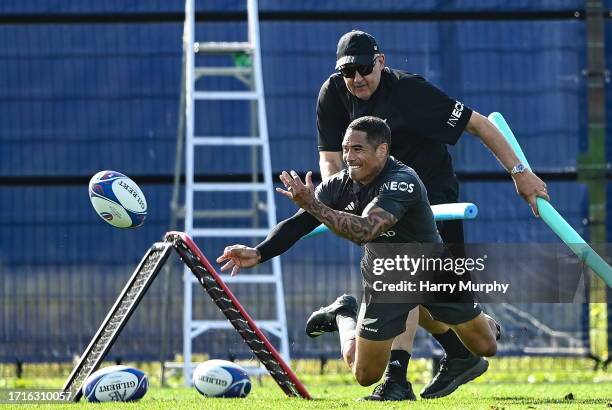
[182,0,195,386]
[181,0,291,386]
[247,0,291,362]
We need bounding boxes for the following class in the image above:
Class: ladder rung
[195,67,252,78]
[191,274,277,284]
[194,91,257,100]
[191,228,270,237]
[171,208,256,219]
[190,320,282,340]
[194,41,252,54]
[195,209,257,218]
[193,137,263,146]
[194,91,258,100]
[192,183,266,192]
[191,320,282,330]
[221,274,277,283]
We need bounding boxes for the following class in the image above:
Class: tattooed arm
[277,170,398,245]
[306,199,397,245]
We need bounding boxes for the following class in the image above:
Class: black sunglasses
[339,57,379,78]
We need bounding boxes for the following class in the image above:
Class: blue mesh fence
[0,20,584,176]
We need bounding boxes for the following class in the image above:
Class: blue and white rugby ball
[82,365,148,402]
[192,360,251,398]
[88,170,147,228]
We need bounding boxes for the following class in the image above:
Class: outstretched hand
[276,170,316,210]
[513,169,550,217]
[216,244,261,276]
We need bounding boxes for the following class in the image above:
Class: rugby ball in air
[82,365,148,403]
[88,170,147,228]
[192,359,251,398]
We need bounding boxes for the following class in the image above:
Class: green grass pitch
[2,374,610,409]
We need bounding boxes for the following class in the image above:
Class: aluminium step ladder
[181,0,290,385]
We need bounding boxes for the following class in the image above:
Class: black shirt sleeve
[317,76,350,152]
[255,209,320,263]
[398,75,472,146]
[369,171,423,220]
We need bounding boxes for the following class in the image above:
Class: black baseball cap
[335,30,380,70]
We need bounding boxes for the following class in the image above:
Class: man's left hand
[513,169,550,217]
[277,170,316,210]
[216,244,261,276]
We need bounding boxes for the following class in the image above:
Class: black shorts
[356,298,482,341]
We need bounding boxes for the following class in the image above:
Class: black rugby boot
[305,294,357,338]
[420,354,489,399]
[361,379,416,401]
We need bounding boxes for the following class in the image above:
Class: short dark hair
[346,116,391,150]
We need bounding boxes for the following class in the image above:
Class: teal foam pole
[488,112,612,287]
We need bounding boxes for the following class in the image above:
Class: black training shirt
[317,68,472,189]
[256,157,442,267]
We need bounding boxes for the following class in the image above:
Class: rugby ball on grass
[88,170,147,228]
[192,359,251,398]
[82,365,148,402]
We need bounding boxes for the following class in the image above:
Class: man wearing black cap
[312,30,549,401]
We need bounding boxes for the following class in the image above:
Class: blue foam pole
[302,202,478,239]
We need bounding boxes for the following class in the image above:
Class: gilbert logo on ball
[88,170,147,228]
[192,359,252,398]
[82,365,148,402]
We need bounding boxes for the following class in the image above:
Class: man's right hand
[216,245,261,276]
[512,169,550,217]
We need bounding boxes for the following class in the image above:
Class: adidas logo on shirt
[344,201,355,211]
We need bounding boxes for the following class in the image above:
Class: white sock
[336,314,357,356]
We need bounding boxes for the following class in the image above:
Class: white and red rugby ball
[82,365,148,402]
[88,170,147,228]
[192,359,251,398]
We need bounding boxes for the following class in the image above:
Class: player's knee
[474,339,497,357]
[353,366,382,386]
[354,372,378,387]
[484,340,497,357]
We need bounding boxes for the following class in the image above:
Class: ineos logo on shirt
[446,101,464,127]
[381,181,414,192]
